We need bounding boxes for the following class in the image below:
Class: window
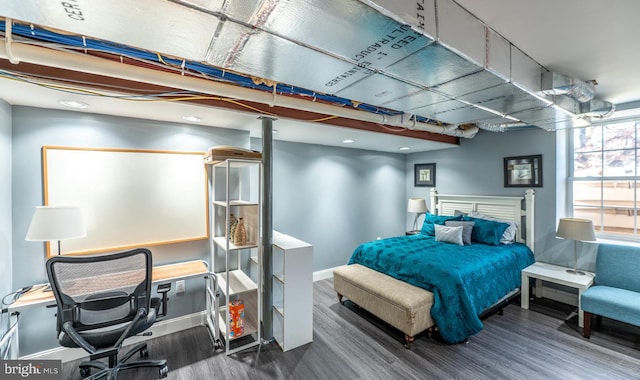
[571,119,640,238]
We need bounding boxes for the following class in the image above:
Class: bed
[334,189,536,346]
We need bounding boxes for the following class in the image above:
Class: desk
[521,262,594,328]
[6,259,209,359]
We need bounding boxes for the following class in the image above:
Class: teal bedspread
[348,234,534,343]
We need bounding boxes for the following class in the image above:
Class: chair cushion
[581,285,640,328]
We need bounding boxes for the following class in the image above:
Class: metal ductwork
[580,98,616,119]
[0,0,615,134]
[540,71,596,103]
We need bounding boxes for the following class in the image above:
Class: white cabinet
[205,158,262,355]
[272,231,313,351]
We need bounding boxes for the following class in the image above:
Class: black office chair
[46,248,168,379]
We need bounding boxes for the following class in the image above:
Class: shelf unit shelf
[212,236,258,251]
[216,269,258,295]
[213,200,259,207]
[215,308,259,340]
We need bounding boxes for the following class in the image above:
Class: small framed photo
[415,163,436,187]
[504,155,542,187]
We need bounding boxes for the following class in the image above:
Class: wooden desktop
[6,259,210,359]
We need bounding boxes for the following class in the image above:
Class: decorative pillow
[462,216,510,246]
[468,211,518,244]
[420,213,463,236]
[434,224,464,246]
[454,209,468,217]
[445,221,475,245]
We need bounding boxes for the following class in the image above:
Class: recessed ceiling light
[58,100,88,109]
[342,139,355,144]
[182,115,202,122]
[272,129,278,134]
[399,146,411,151]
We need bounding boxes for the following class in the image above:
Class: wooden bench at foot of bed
[333,264,435,348]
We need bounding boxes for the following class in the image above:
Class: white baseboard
[313,265,344,282]
[21,311,205,362]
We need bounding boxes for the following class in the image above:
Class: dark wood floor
[63,279,640,380]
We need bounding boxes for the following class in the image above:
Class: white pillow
[434,224,464,246]
[468,211,518,244]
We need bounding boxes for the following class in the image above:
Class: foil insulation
[0,0,615,131]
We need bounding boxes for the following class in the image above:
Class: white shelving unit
[272,231,313,351]
[205,158,262,355]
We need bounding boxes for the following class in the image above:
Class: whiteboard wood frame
[43,146,208,257]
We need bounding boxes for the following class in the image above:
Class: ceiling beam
[0,58,459,145]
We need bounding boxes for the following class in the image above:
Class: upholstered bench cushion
[582,285,640,327]
[333,264,434,337]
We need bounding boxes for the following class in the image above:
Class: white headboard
[429,189,535,252]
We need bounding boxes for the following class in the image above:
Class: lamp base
[566,269,586,275]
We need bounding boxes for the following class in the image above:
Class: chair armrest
[114,308,146,348]
[156,283,171,318]
[62,321,97,355]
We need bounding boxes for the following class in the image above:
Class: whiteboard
[43,146,208,256]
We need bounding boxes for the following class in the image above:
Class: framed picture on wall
[414,163,436,187]
[504,155,542,187]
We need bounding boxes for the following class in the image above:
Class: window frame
[568,117,640,242]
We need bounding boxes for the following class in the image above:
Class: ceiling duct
[0,0,615,133]
[580,98,616,119]
[540,71,596,103]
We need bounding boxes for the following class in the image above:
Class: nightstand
[521,262,594,327]
[406,230,420,235]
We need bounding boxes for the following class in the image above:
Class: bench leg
[404,335,414,349]
[583,311,592,338]
[337,292,343,304]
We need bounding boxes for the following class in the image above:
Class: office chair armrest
[114,308,146,348]
[62,321,97,355]
[156,283,171,318]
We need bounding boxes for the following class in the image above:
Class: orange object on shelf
[228,299,245,338]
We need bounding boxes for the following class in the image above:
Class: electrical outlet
[175,280,186,294]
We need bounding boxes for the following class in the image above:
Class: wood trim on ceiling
[0,58,459,145]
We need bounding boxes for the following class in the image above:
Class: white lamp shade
[408,198,428,213]
[25,206,87,241]
[556,218,596,242]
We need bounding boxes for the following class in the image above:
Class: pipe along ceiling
[0,0,615,139]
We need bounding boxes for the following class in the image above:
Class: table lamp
[556,217,596,275]
[25,206,86,256]
[408,198,428,231]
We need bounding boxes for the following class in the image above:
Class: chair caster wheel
[159,365,169,378]
[140,346,149,358]
[79,367,91,377]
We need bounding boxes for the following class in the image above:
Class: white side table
[521,262,594,327]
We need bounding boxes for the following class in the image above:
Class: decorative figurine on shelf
[229,213,238,239]
[233,217,247,246]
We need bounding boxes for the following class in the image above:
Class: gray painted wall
[0,100,11,305]
[12,106,249,287]
[261,139,406,270]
